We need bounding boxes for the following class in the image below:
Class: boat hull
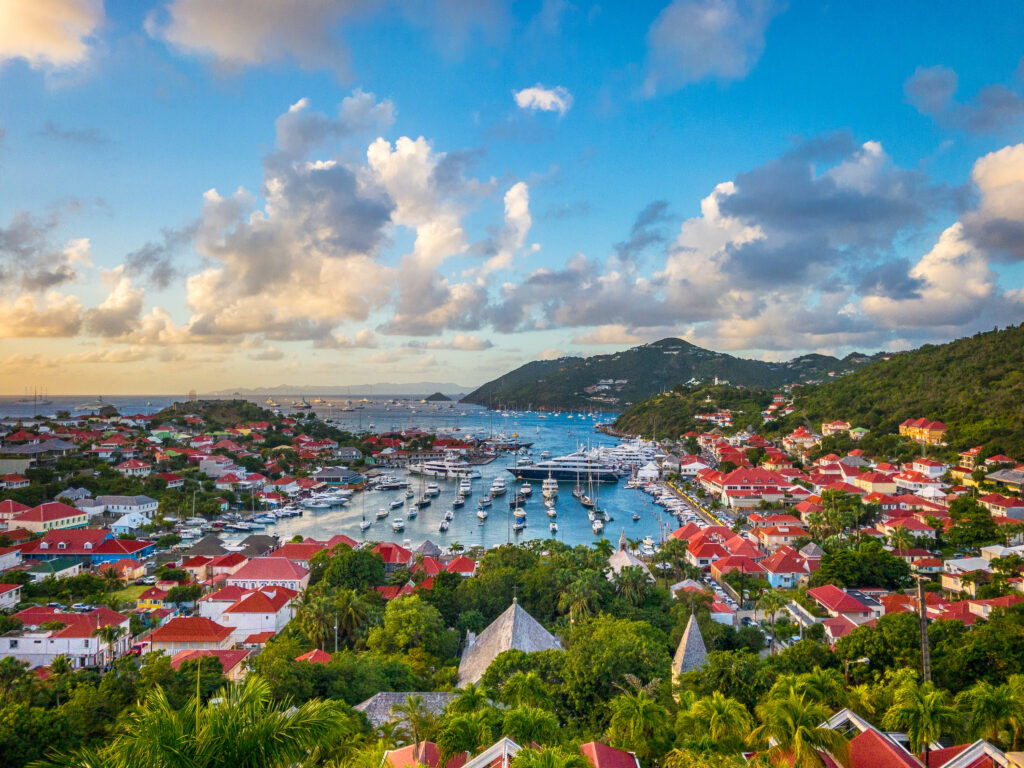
[506,467,620,483]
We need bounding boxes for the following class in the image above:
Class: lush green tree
[946,497,999,550]
[367,595,457,660]
[562,617,670,726]
[450,682,493,714]
[501,671,550,709]
[676,691,752,752]
[955,680,1024,747]
[757,590,787,654]
[750,693,851,768]
[605,679,672,767]
[390,694,438,754]
[809,541,911,590]
[882,681,960,764]
[511,746,589,768]
[38,675,349,768]
[502,706,559,746]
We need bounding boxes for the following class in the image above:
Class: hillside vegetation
[462,338,878,411]
[614,325,1024,457]
[794,324,1024,455]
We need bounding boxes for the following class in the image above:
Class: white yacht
[408,452,480,479]
[477,508,488,520]
[458,479,473,496]
[392,518,405,532]
[542,478,558,499]
[490,478,507,496]
[549,522,558,534]
[520,482,533,497]
[508,449,622,483]
[592,519,605,534]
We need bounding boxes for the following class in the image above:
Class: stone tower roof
[457,598,560,685]
[672,614,707,677]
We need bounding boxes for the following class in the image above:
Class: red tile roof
[580,742,639,768]
[807,584,872,614]
[13,501,83,523]
[223,586,297,614]
[147,616,232,644]
[295,648,332,664]
[229,557,309,581]
[171,649,251,674]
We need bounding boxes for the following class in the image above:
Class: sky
[1,0,1024,395]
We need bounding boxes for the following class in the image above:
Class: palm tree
[502,706,559,746]
[757,590,787,654]
[40,674,348,767]
[333,588,369,648]
[606,679,672,766]
[390,694,436,755]
[101,567,122,593]
[511,746,589,768]
[558,574,601,623]
[889,526,912,553]
[436,713,491,767]
[93,624,126,665]
[663,750,746,768]
[450,682,492,714]
[297,590,334,650]
[615,566,651,606]
[501,671,550,708]
[750,693,851,768]
[678,691,752,749]
[956,681,1024,747]
[797,668,848,710]
[883,681,960,766]
[450,541,464,553]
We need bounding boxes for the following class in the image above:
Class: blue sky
[1,0,1023,394]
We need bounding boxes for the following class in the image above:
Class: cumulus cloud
[513,84,573,115]
[274,92,394,156]
[905,62,1024,134]
[0,0,104,69]
[84,267,144,337]
[146,0,366,75]
[0,292,83,338]
[644,0,784,95]
[427,334,493,351]
[573,325,648,345]
[123,222,198,289]
[0,209,92,290]
[249,346,285,361]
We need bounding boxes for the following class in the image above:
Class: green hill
[793,324,1024,455]
[461,338,878,411]
[613,325,1024,458]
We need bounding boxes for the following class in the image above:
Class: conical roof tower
[672,613,708,678]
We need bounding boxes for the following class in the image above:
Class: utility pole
[917,576,931,682]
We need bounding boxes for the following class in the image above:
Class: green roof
[27,557,80,574]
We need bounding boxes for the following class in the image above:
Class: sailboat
[359,493,372,530]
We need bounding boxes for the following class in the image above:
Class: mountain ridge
[460,338,884,410]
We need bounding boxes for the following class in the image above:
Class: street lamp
[843,655,870,683]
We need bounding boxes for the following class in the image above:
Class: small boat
[509,493,528,508]
[549,522,558,534]
[439,520,450,532]
[445,510,454,521]
[426,483,441,496]
[592,519,605,534]
[542,478,558,499]
[360,519,372,530]
[512,520,526,533]
[513,507,526,520]
[392,518,405,531]
[375,508,389,519]
[452,496,465,508]
[546,507,557,518]
[490,479,507,496]
[520,482,533,497]
[479,495,492,507]
[458,480,473,496]
[572,485,585,500]
[390,499,404,509]
[632,513,641,522]
[477,508,488,520]
[580,495,596,509]
[407,507,418,519]
[416,497,432,509]
[406,490,414,499]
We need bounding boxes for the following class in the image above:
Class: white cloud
[644,0,783,95]
[0,291,83,338]
[572,325,648,345]
[513,84,573,115]
[427,334,493,351]
[84,267,144,337]
[146,0,366,74]
[0,0,103,69]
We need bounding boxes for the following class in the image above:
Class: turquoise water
[0,396,681,549]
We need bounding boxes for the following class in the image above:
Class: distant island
[424,392,451,402]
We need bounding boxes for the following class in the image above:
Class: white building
[0,606,131,669]
[96,495,159,519]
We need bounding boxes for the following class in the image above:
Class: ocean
[0,395,680,550]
